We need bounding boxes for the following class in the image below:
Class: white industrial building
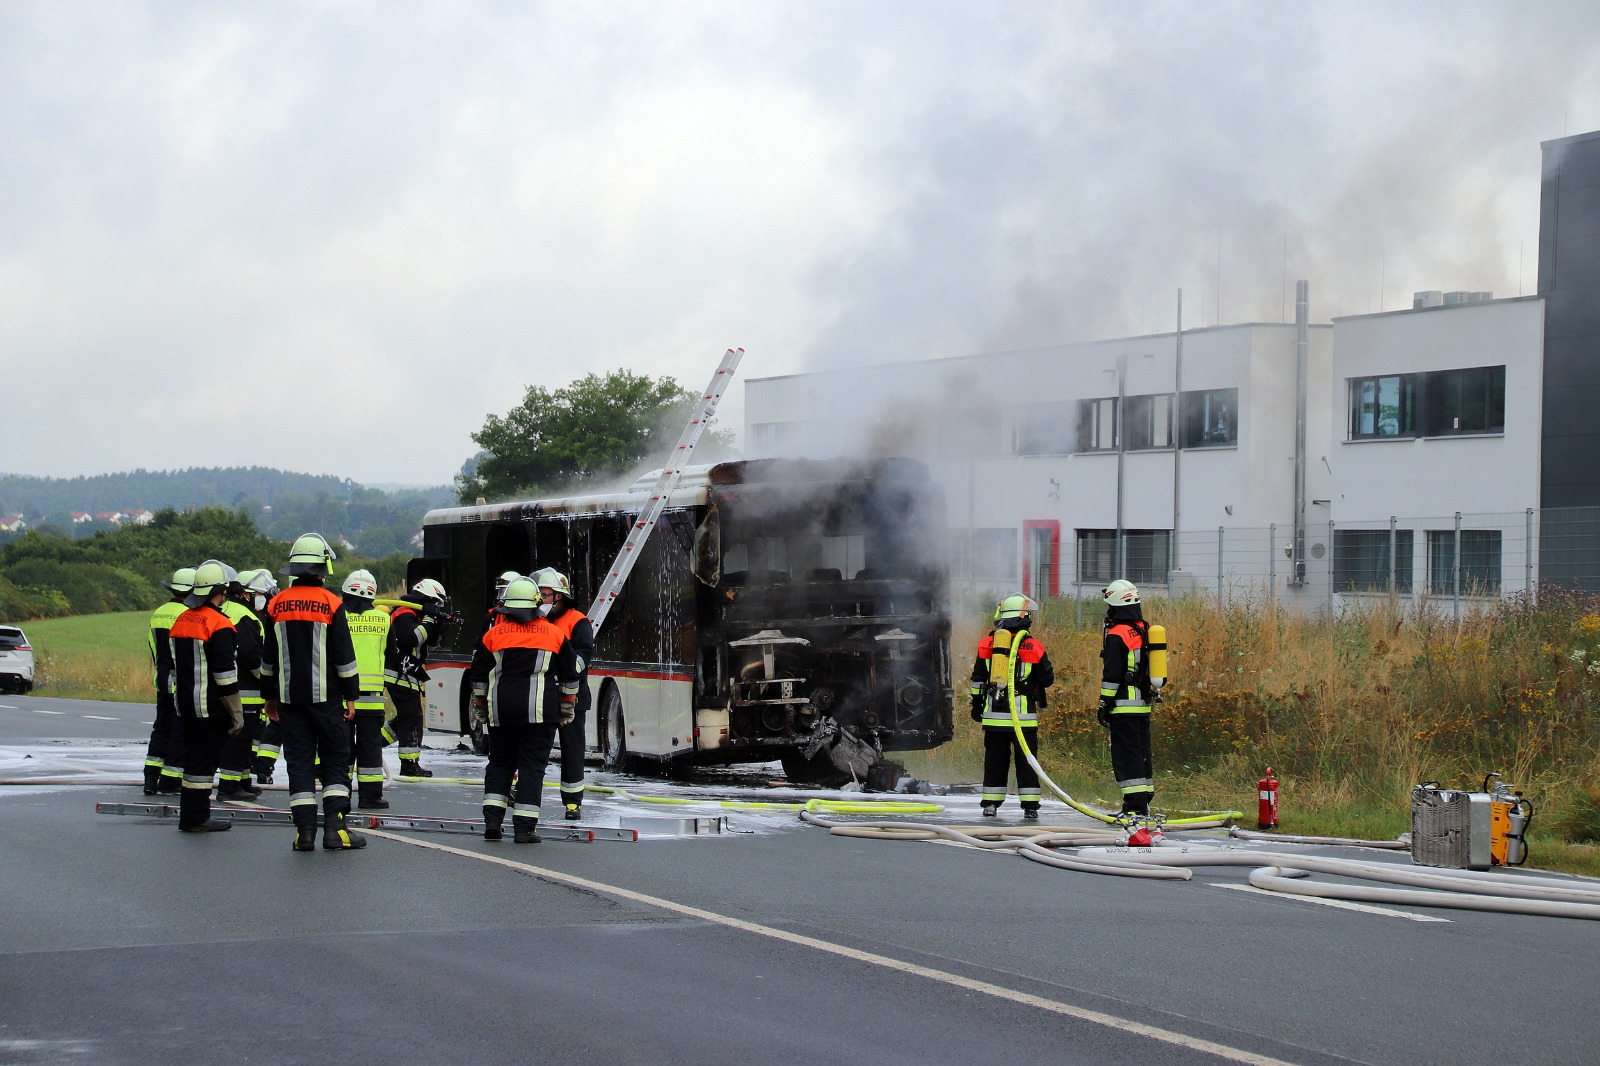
[743,289,1545,607]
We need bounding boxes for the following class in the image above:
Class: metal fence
[953,505,1600,614]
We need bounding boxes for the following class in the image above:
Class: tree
[457,369,735,502]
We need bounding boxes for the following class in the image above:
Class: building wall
[1540,129,1600,509]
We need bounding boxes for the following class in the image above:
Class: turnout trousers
[177,713,228,828]
[145,691,186,791]
[484,719,558,832]
[252,716,282,781]
[386,685,425,764]
[1108,714,1154,815]
[217,709,262,792]
[981,725,1041,810]
[557,707,586,811]
[348,713,388,803]
[278,701,353,831]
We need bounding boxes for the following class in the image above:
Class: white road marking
[368,830,1304,1066]
[31,709,64,715]
[1213,882,1452,922]
[0,703,18,709]
[80,715,119,721]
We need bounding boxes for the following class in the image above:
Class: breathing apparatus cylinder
[1147,624,1168,693]
[990,628,1014,710]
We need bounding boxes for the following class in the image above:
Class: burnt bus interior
[413,458,954,778]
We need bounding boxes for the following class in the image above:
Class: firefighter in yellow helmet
[143,567,195,795]
[1098,579,1154,816]
[969,593,1054,820]
[169,560,250,832]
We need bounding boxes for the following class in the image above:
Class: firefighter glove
[969,694,984,723]
[1097,695,1115,727]
[471,697,488,727]
[559,696,576,726]
[221,693,245,736]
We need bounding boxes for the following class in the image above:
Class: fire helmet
[186,560,239,607]
[995,593,1037,621]
[1102,579,1140,606]
[281,532,337,577]
[499,577,541,622]
[342,569,378,600]
[533,567,572,598]
[411,577,447,605]
[162,567,197,594]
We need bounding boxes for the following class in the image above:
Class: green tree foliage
[0,574,70,622]
[458,369,736,502]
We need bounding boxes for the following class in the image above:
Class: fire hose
[801,812,1600,919]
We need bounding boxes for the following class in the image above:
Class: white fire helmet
[1102,579,1141,606]
[342,569,378,600]
[411,577,447,605]
[534,567,572,598]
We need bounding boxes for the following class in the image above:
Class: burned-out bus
[408,458,953,784]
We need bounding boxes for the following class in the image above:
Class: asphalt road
[4,699,1600,1065]
[0,694,154,742]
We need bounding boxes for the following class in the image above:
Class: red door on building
[1021,520,1060,599]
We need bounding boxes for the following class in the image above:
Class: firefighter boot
[512,814,540,844]
[399,759,433,778]
[1022,804,1040,821]
[178,783,231,832]
[564,803,581,821]
[322,801,367,851]
[483,807,504,841]
[291,806,318,851]
[157,770,183,795]
[143,764,162,795]
[981,802,999,818]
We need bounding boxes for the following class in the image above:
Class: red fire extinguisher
[1258,767,1279,830]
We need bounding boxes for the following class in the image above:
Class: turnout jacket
[970,622,1054,728]
[1100,606,1152,712]
[148,597,186,696]
[345,604,391,714]
[469,616,581,727]
[544,602,595,714]
[169,603,244,719]
[220,600,265,709]
[260,578,361,705]
[384,595,438,691]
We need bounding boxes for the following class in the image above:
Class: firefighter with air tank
[143,567,195,795]
[385,578,452,778]
[534,567,594,821]
[1097,579,1167,817]
[970,593,1055,820]
[215,562,266,800]
[168,560,250,832]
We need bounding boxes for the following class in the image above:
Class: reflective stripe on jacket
[169,604,239,719]
[545,603,595,714]
[261,581,361,705]
[220,600,264,706]
[346,606,391,712]
[148,600,186,695]
[468,618,581,727]
[384,604,432,691]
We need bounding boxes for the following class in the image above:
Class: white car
[0,625,35,693]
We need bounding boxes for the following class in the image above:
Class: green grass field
[18,611,154,703]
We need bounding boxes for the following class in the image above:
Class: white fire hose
[801,812,1600,920]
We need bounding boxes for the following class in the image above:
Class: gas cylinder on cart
[1258,767,1279,829]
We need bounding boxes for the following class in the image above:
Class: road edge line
[1213,882,1452,922]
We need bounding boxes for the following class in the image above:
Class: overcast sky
[2,1,1597,486]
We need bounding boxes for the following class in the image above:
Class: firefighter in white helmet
[1098,579,1155,816]
[260,533,365,851]
[384,576,452,777]
[143,567,196,795]
[341,569,393,809]
[534,567,594,820]
[969,593,1054,819]
[238,569,285,784]
[168,560,249,832]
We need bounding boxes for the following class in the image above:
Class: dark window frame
[1076,397,1119,453]
[1180,388,1238,448]
[1348,374,1418,439]
[1426,529,1502,595]
[1332,529,1415,593]
[1075,528,1173,586]
[1124,393,1176,451]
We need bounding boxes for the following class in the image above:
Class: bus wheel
[780,749,851,788]
[459,682,489,756]
[600,686,631,772]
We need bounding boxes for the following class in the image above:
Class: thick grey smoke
[0,2,1595,482]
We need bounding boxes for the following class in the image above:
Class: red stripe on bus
[591,668,693,683]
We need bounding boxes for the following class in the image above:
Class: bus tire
[599,685,632,773]
[780,748,851,788]
[458,678,489,756]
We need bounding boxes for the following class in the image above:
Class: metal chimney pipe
[1291,280,1309,587]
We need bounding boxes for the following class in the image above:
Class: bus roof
[424,457,931,526]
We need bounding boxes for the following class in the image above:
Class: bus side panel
[594,669,694,758]
[425,661,468,733]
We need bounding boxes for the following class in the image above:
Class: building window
[1333,529,1414,592]
[1015,402,1075,455]
[1427,529,1502,594]
[1349,375,1417,438]
[1124,394,1175,450]
[1180,388,1238,447]
[1424,365,1505,436]
[1076,529,1171,585]
[1076,398,1118,452]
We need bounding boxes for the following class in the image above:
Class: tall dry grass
[904,588,1600,868]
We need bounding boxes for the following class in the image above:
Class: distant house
[338,536,357,551]
[70,511,92,524]
[126,509,154,525]
[0,515,26,532]
[94,511,125,525]
[409,529,424,549]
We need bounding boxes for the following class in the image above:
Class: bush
[0,574,71,622]
[1,559,164,616]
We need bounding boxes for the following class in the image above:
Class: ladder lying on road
[587,347,743,633]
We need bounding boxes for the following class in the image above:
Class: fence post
[1388,515,1397,599]
[1453,511,1462,622]
[1525,506,1535,598]
[1217,526,1224,602]
[1328,520,1336,612]
[1268,522,1276,599]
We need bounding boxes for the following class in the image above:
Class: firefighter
[216,562,266,800]
[341,568,392,809]
[143,567,195,795]
[384,577,451,778]
[970,593,1054,820]
[169,560,248,832]
[1098,579,1155,816]
[534,567,594,821]
[238,569,285,784]
[469,577,581,843]
[260,533,364,851]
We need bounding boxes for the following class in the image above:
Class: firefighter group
[143,532,592,850]
[144,528,1161,847]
